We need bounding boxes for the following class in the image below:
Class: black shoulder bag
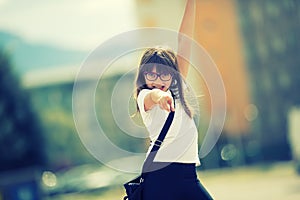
[123,110,175,200]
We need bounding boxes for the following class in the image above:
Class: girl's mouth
[152,85,165,91]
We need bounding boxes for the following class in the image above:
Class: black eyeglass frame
[143,72,173,81]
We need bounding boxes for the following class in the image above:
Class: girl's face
[144,66,172,92]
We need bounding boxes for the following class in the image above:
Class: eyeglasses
[144,72,172,81]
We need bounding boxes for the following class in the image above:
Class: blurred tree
[237,0,300,161]
[0,50,46,171]
[28,83,97,170]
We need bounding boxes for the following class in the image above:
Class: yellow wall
[194,0,250,134]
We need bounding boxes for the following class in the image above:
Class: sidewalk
[198,161,300,200]
[47,161,300,200]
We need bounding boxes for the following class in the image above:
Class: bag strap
[141,91,175,174]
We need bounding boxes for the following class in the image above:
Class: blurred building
[237,0,299,161]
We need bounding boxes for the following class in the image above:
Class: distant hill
[0,31,88,75]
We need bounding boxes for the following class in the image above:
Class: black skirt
[142,162,213,200]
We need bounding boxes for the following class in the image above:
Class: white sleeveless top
[137,89,200,166]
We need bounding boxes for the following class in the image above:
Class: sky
[0,0,137,51]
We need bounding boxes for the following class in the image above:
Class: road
[199,161,300,200]
[47,161,300,200]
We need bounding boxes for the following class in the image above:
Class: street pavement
[48,161,300,200]
[198,161,300,200]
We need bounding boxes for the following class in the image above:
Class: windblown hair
[135,46,192,118]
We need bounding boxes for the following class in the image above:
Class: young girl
[134,0,213,199]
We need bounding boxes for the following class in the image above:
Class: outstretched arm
[144,89,175,112]
[177,0,196,79]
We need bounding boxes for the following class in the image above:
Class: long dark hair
[135,46,192,118]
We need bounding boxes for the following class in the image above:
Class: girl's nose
[152,78,164,86]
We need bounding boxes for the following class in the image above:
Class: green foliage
[0,50,46,171]
[28,83,97,170]
[95,74,147,153]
